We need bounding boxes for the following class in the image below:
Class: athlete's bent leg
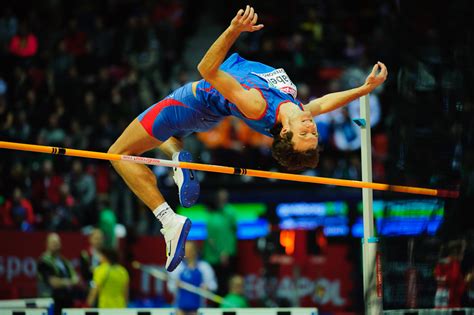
[108,119,191,272]
[108,118,164,209]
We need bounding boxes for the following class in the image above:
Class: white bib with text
[252,68,297,99]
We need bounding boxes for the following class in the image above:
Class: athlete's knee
[107,142,121,155]
[107,142,133,159]
[108,144,120,167]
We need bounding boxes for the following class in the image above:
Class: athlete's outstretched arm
[197,6,265,118]
[304,62,388,116]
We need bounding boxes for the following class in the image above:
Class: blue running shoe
[172,151,200,208]
[161,214,192,272]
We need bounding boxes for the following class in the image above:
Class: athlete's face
[287,111,319,151]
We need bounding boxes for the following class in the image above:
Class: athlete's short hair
[270,123,320,171]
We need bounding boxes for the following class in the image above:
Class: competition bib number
[252,68,297,99]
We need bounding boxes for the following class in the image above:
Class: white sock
[153,202,175,227]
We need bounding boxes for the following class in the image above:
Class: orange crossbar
[0,141,459,198]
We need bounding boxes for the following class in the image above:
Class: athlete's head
[271,110,320,170]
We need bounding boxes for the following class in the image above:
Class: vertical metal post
[358,94,383,314]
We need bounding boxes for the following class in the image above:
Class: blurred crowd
[0,0,202,231]
[0,0,471,246]
[34,189,244,314]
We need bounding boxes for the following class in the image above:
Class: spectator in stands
[37,113,67,146]
[434,239,467,308]
[343,35,365,62]
[300,9,323,50]
[168,241,217,315]
[98,200,118,248]
[50,40,74,83]
[63,18,88,58]
[0,187,34,231]
[37,233,79,315]
[31,160,64,227]
[197,117,236,151]
[46,183,78,230]
[203,189,238,296]
[86,247,129,308]
[7,162,30,197]
[66,119,90,150]
[197,117,273,169]
[89,16,116,64]
[8,22,37,58]
[10,109,31,142]
[332,107,361,151]
[126,15,161,105]
[220,275,248,308]
[94,67,114,105]
[67,160,96,224]
[80,228,105,288]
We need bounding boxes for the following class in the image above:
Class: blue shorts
[138,83,222,142]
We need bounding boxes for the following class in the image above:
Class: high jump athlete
[108,5,388,272]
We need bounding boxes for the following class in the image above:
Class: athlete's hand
[230,5,264,33]
[363,62,388,92]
